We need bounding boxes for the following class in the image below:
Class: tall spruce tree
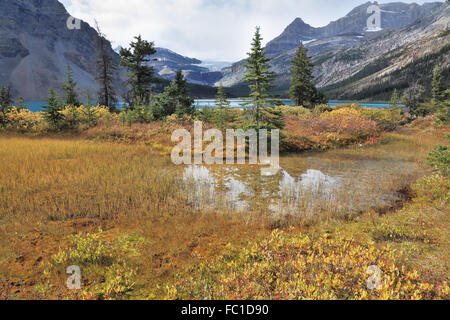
[120,35,157,108]
[0,84,12,117]
[213,83,234,129]
[173,70,194,117]
[95,21,117,110]
[289,43,317,108]
[62,65,80,106]
[154,70,194,118]
[390,89,400,107]
[43,87,64,129]
[432,68,446,103]
[244,27,276,125]
[215,83,230,109]
[402,83,426,118]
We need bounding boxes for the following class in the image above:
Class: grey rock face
[218,1,445,91]
[0,0,126,101]
[318,2,450,99]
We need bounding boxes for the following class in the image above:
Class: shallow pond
[179,147,422,222]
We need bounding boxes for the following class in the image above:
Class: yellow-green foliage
[360,107,405,131]
[3,107,44,133]
[412,173,449,208]
[51,231,144,300]
[323,105,405,131]
[370,223,434,243]
[167,230,448,300]
[60,105,113,129]
[52,231,113,266]
[274,105,311,117]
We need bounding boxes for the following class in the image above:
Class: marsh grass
[0,123,448,299]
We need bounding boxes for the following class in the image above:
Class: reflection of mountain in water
[180,151,422,218]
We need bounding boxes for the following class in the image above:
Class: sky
[60,0,438,62]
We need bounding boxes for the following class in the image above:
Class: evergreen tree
[0,85,12,117]
[402,83,427,118]
[213,83,234,128]
[95,21,117,110]
[243,27,276,125]
[153,70,194,118]
[390,89,400,107]
[173,70,194,117]
[432,68,446,103]
[120,35,157,108]
[62,65,80,106]
[43,87,64,129]
[215,83,230,109]
[16,96,25,110]
[289,43,317,108]
[83,90,99,128]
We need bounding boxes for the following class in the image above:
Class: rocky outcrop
[0,0,126,101]
[217,1,445,97]
[319,1,450,99]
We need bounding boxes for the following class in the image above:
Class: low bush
[412,173,449,208]
[166,229,449,300]
[51,231,144,300]
[283,109,379,151]
[2,107,44,133]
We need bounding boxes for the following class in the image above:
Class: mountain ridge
[217,1,449,100]
[0,0,448,101]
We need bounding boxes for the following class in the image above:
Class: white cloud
[60,0,435,61]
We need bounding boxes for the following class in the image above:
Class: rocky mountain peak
[0,0,126,101]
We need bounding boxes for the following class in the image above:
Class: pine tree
[154,70,194,118]
[120,35,157,108]
[215,83,230,109]
[0,85,12,117]
[244,27,276,125]
[43,87,64,129]
[289,43,317,108]
[16,96,25,110]
[95,21,117,110]
[213,83,234,128]
[390,89,400,107]
[83,90,99,128]
[402,83,427,118]
[62,65,80,106]
[432,68,446,103]
[174,70,195,117]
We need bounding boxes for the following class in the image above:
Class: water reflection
[180,153,421,220]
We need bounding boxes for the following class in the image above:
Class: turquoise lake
[23,100,396,112]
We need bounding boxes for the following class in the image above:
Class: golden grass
[0,123,448,299]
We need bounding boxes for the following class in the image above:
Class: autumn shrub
[283,110,378,151]
[412,173,449,208]
[360,107,405,131]
[274,105,311,117]
[51,231,144,300]
[59,105,112,130]
[52,232,114,267]
[313,104,333,114]
[3,107,44,133]
[166,229,449,300]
